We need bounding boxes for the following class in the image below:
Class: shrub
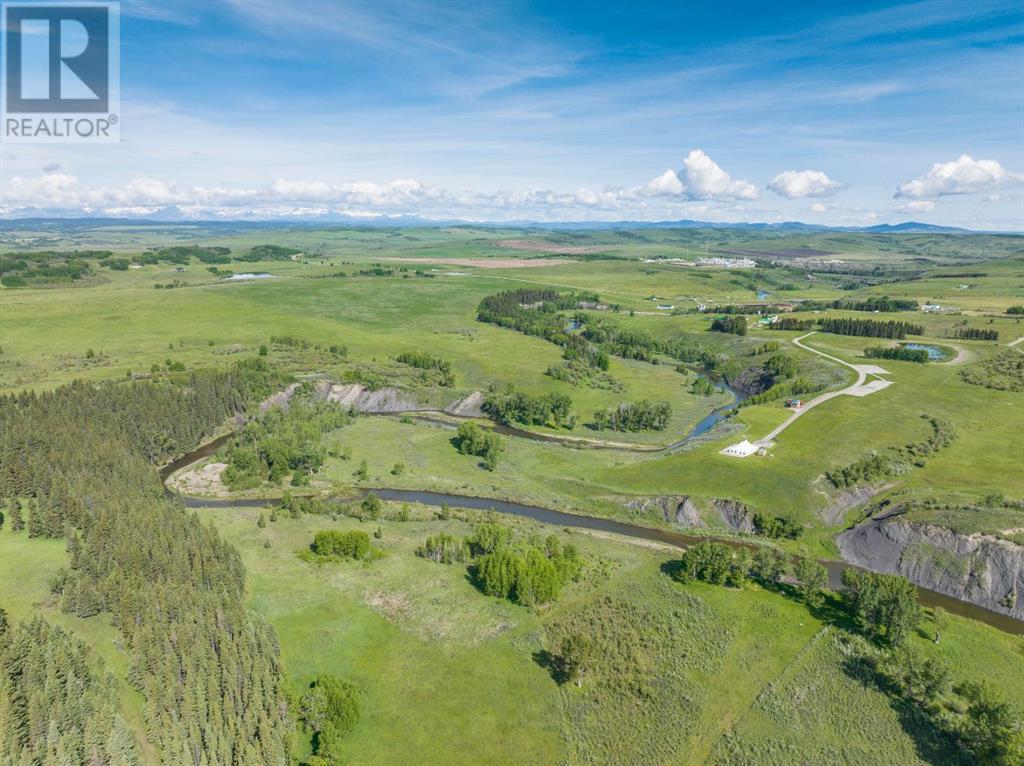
[677,542,735,585]
[470,528,582,605]
[310,529,372,560]
[300,675,360,760]
[793,558,828,607]
[417,533,469,564]
[395,351,454,386]
[466,521,513,556]
[752,512,803,540]
[750,547,787,584]
[841,568,921,645]
[453,422,504,470]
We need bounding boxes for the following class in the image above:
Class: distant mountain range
[0,216,1004,235]
[519,219,978,234]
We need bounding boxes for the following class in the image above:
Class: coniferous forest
[0,359,294,765]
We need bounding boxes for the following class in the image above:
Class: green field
[1,223,1022,765]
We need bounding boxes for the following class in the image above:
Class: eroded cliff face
[711,499,756,533]
[624,496,702,526]
[622,496,757,532]
[260,380,424,414]
[837,516,1024,619]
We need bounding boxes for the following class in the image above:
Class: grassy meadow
[1,223,1022,764]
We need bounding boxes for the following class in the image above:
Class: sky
[0,0,1022,229]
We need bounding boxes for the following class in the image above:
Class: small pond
[223,273,277,281]
[902,343,947,361]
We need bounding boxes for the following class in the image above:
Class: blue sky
[1,0,1022,228]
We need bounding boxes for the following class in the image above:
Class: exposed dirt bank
[622,495,755,532]
[170,461,229,497]
[837,514,1024,620]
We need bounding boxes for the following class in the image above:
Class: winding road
[744,332,892,448]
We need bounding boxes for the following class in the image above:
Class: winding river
[161,432,1024,636]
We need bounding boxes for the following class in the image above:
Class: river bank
[161,435,1024,635]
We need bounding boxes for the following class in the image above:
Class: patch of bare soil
[364,590,413,623]
[171,461,230,497]
[816,482,893,526]
[381,256,576,268]
[445,390,485,417]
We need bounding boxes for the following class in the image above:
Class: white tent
[721,440,758,458]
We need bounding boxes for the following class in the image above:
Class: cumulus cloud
[681,150,759,200]
[769,169,840,198]
[636,151,759,201]
[642,169,685,196]
[810,202,828,213]
[0,153,811,221]
[896,154,1021,198]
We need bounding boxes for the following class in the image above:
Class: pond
[223,273,277,281]
[902,343,946,361]
[756,290,769,300]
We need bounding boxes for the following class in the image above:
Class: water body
[676,378,748,443]
[223,273,276,281]
[565,319,583,331]
[483,377,745,451]
[757,290,770,300]
[161,433,1023,635]
[902,343,945,361]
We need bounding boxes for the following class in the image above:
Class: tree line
[709,316,748,335]
[818,317,925,339]
[395,351,455,386]
[826,415,955,488]
[592,400,671,432]
[799,296,918,312]
[865,345,930,363]
[953,327,999,341]
[483,390,575,428]
[0,358,295,764]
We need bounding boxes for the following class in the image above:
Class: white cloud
[895,200,935,213]
[896,154,1021,198]
[769,169,841,198]
[681,150,759,200]
[642,169,685,196]
[0,169,766,222]
[810,202,828,213]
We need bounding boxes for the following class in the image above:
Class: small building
[721,440,759,458]
[785,398,803,408]
[922,303,942,313]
